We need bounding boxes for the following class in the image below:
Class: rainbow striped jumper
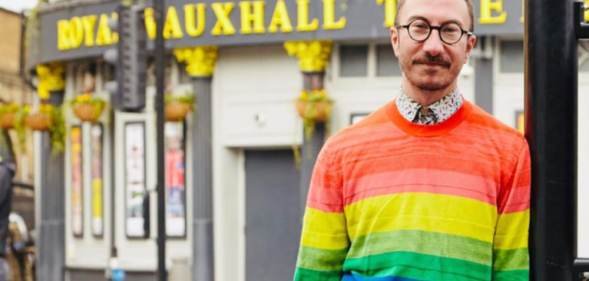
[294,100,530,281]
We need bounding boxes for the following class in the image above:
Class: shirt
[294,100,530,281]
[395,89,463,125]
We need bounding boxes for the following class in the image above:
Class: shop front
[27,0,546,280]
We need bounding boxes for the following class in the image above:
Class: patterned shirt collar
[395,89,464,125]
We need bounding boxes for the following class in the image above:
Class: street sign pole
[154,0,167,280]
[526,0,579,280]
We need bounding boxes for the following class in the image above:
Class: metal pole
[36,91,65,281]
[154,0,167,280]
[526,0,577,280]
[191,77,215,281]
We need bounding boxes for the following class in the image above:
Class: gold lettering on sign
[110,12,119,43]
[268,0,293,33]
[163,6,184,39]
[95,13,116,46]
[69,17,84,48]
[376,0,397,27]
[82,15,97,47]
[240,1,266,34]
[49,0,458,52]
[57,20,71,50]
[480,0,507,24]
[144,8,157,39]
[296,0,319,31]
[185,4,206,37]
[211,2,236,35]
[57,12,117,50]
[322,0,346,30]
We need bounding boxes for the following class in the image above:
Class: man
[293,0,530,280]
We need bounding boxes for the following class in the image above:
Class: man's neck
[401,80,457,107]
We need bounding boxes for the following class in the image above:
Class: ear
[390,27,400,57]
[465,34,477,58]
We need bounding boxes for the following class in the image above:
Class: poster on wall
[125,122,147,238]
[90,124,104,237]
[70,126,83,237]
[165,122,186,237]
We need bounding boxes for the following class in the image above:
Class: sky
[0,0,38,13]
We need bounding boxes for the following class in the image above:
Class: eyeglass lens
[408,19,464,44]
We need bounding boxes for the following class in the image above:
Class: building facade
[27,0,589,280]
[0,7,35,184]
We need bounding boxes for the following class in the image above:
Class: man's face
[390,0,477,93]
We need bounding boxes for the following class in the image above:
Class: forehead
[398,0,470,26]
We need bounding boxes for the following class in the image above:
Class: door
[245,149,301,281]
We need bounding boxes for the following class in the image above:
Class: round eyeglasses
[396,19,473,45]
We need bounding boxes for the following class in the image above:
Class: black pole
[154,0,167,280]
[526,0,577,280]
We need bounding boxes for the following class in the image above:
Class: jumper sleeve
[492,141,531,281]
[293,145,350,281]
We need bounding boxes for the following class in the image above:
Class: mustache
[412,54,451,68]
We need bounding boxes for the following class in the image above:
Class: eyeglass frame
[395,18,474,45]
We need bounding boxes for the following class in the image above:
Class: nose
[422,29,444,57]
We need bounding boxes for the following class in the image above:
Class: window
[100,62,115,92]
[178,61,192,84]
[500,41,589,73]
[146,58,174,89]
[74,62,97,94]
[579,43,589,72]
[376,44,401,77]
[124,122,148,238]
[165,122,187,238]
[499,41,524,73]
[339,45,368,77]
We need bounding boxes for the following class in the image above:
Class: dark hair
[395,0,475,32]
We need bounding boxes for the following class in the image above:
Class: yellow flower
[298,90,309,101]
[36,64,65,100]
[0,103,19,114]
[40,104,54,114]
[75,93,92,103]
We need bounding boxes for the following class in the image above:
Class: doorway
[244,149,301,281]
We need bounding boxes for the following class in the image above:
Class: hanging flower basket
[26,103,65,154]
[295,99,332,122]
[0,103,20,129]
[165,101,192,122]
[295,89,333,139]
[26,112,51,131]
[70,94,106,123]
[26,104,53,131]
[0,103,29,152]
[164,92,195,122]
[0,112,15,129]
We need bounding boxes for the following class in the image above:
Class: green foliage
[14,106,29,153]
[48,105,65,155]
[297,90,333,140]
[165,91,196,108]
[0,103,19,114]
[0,104,29,153]
[69,94,106,107]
